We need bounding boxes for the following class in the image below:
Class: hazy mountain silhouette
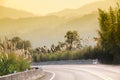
[0,5,34,19]
[48,0,117,18]
[0,0,118,47]
[0,12,98,47]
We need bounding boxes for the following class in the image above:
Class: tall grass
[0,37,32,76]
[33,46,114,64]
[0,52,30,76]
[33,50,86,62]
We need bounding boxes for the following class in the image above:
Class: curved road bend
[36,65,120,80]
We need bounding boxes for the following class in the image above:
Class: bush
[32,45,119,64]
[32,50,85,62]
[0,53,30,76]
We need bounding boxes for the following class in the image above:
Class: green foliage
[11,36,32,50]
[23,40,32,50]
[32,45,118,64]
[0,36,32,52]
[17,55,30,71]
[33,50,89,62]
[98,4,120,64]
[0,53,30,76]
[64,30,81,50]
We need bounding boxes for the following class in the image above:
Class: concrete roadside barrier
[0,68,45,80]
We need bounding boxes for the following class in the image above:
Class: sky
[0,0,101,15]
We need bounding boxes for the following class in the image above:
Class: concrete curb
[0,69,45,80]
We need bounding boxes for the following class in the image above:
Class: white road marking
[33,65,119,80]
[63,67,113,80]
[44,70,55,80]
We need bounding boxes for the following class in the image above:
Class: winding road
[36,64,120,80]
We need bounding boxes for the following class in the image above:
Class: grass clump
[0,53,30,76]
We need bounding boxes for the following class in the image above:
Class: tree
[12,37,22,43]
[64,30,81,50]
[98,4,120,64]
[11,36,32,50]
[23,40,32,50]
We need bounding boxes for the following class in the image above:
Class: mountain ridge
[0,5,34,19]
[0,0,118,47]
[0,12,98,47]
[48,0,117,18]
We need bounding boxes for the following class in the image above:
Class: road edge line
[44,70,55,80]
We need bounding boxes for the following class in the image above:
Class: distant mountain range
[48,0,117,18]
[0,0,118,47]
[0,6,34,19]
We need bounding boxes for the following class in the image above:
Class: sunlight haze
[0,0,118,48]
[1,0,101,15]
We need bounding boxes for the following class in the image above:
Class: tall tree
[98,3,120,64]
[64,30,80,50]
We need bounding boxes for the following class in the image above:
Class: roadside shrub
[32,50,84,62]
[32,45,118,64]
[0,53,30,76]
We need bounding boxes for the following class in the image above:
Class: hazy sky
[1,0,101,15]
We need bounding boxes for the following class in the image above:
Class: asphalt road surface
[36,65,120,80]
